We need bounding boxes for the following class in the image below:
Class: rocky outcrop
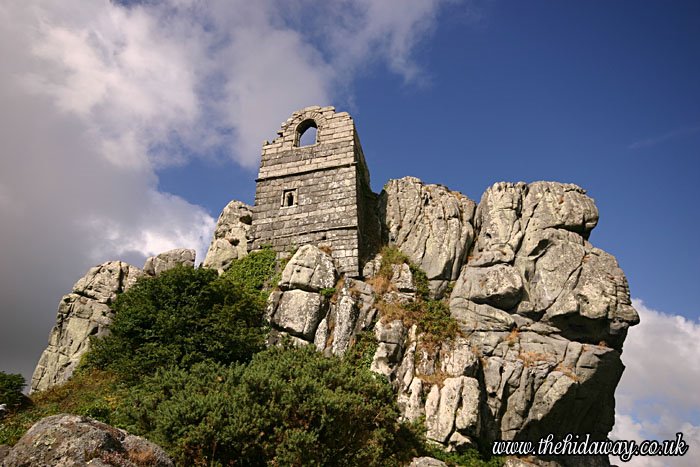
[454,181,639,349]
[28,173,639,467]
[381,177,477,294]
[30,261,142,393]
[143,248,195,276]
[383,181,640,459]
[268,246,377,356]
[202,200,252,274]
[32,250,197,393]
[2,414,173,466]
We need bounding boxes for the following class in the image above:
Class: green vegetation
[374,245,460,346]
[0,369,123,445]
[118,346,419,466]
[2,247,495,466]
[220,247,277,294]
[0,372,27,412]
[84,265,268,379]
[426,444,504,467]
[345,331,379,370]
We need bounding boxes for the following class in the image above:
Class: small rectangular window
[281,188,298,207]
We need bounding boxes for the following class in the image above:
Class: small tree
[0,371,26,409]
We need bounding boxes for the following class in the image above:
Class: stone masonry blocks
[251,106,380,277]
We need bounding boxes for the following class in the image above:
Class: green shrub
[411,299,460,347]
[85,265,267,378]
[0,372,26,409]
[425,444,505,467]
[345,331,379,370]
[119,346,418,466]
[221,248,278,293]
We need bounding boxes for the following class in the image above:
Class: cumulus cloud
[610,299,700,466]
[0,0,458,381]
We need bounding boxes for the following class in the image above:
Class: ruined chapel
[250,106,381,277]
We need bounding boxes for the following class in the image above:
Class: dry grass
[505,328,520,347]
[376,300,417,325]
[517,351,557,367]
[416,370,450,388]
[367,275,394,296]
[554,363,579,382]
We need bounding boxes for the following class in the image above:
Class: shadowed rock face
[2,414,173,466]
[30,261,143,393]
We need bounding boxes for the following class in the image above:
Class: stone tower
[251,106,379,277]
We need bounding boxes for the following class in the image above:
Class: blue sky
[1,1,698,465]
[158,0,700,319]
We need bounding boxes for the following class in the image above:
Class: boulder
[202,200,253,274]
[381,177,476,283]
[268,289,326,341]
[31,261,142,393]
[408,457,448,467]
[2,414,173,467]
[143,248,195,276]
[279,245,337,292]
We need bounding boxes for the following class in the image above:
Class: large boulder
[279,245,337,292]
[202,200,252,274]
[267,289,327,340]
[31,261,142,393]
[381,177,476,289]
[143,248,195,276]
[2,414,173,466]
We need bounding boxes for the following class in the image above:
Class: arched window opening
[295,119,318,147]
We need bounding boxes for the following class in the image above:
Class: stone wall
[251,106,379,276]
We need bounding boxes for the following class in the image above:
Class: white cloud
[610,299,700,466]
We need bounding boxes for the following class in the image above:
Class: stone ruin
[250,105,381,277]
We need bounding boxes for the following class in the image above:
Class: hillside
[1,173,638,466]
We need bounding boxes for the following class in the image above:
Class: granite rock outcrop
[202,200,252,274]
[31,250,195,393]
[30,172,638,466]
